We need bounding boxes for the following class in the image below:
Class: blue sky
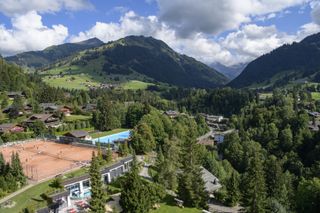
[0,0,319,66]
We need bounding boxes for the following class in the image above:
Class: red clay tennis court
[0,140,97,181]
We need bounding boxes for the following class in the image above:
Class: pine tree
[120,156,150,213]
[11,152,26,186]
[225,170,240,207]
[178,138,208,209]
[119,141,129,157]
[241,152,267,213]
[96,142,104,165]
[89,152,106,213]
[105,143,113,163]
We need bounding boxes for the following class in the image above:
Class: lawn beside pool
[150,195,201,213]
[90,128,130,139]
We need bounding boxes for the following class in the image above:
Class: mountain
[229,32,320,88]
[211,62,246,80]
[42,36,228,88]
[5,38,104,68]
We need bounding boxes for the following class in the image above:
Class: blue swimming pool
[93,130,131,144]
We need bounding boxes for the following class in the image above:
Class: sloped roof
[201,166,221,192]
[65,130,89,138]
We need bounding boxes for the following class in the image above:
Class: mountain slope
[43,36,228,88]
[5,38,104,68]
[211,62,246,80]
[229,32,320,88]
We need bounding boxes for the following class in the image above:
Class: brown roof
[27,114,54,122]
[64,130,89,138]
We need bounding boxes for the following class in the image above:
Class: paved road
[197,127,213,141]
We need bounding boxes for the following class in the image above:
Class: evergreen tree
[120,157,150,213]
[131,122,156,154]
[11,152,26,186]
[105,143,113,163]
[96,142,104,165]
[118,141,130,157]
[89,152,106,213]
[178,138,208,209]
[241,152,267,213]
[225,170,240,207]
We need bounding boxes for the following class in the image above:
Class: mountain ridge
[229,32,320,88]
[5,38,104,68]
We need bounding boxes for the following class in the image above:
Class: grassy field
[90,128,130,139]
[311,92,320,100]
[151,195,201,213]
[259,92,273,100]
[0,180,53,213]
[121,80,154,90]
[43,74,100,90]
[64,114,92,122]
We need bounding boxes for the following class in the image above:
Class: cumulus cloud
[0,11,68,55]
[0,0,93,16]
[157,0,309,36]
[311,0,320,24]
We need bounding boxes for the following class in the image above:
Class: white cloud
[0,11,68,55]
[70,11,234,65]
[221,24,296,63]
[157,0,309,36]
[311,0,320,24]
[0,0,93,16]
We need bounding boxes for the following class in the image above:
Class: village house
[164,110,179,118]
[7,91,25,99]
[64,130,92,141]
[81,103,97,112]
[40,103,59,113]
[214,129,235,144]
[2,106,24,116]
[25,114,60,128]
[0,123,24,134]
[59,106,73,116]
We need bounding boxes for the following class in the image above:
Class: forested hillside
[229,32,320,88]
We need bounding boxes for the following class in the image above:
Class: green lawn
[64,114,92,122]
[43,74,100,90]
[90,128,130,139]
[121,80,154,90]
[311,92,320,100]
[0,180,53,213]
[151,195,201,213]
[0,168,88,213]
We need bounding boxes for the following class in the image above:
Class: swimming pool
[92,130,131,144]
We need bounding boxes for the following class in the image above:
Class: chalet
[2,106,24,116]
[40,103,59,113]
[201,166,221,195]
[64,130,92,140]
[24,104,33,114]
[59,106,72,116]
[214,129,235,144]
[25,114,60,128]
[164,110,179,118]
[81,104,97,112]
[7,91,24,99]
[308,111,320,118]
[0,123,24,134]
